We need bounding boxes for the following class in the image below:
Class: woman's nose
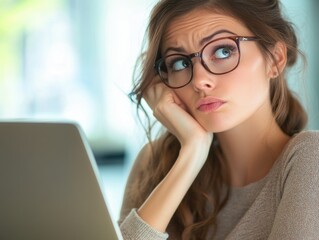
[191,61,216,91]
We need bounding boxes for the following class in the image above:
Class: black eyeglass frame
[154,36,259,89]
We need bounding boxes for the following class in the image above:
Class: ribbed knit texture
[120,208,169,240]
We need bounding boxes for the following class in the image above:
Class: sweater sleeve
[120,209,169,240]
[268,131,319,240]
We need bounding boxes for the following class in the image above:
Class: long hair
[129,0,307,239]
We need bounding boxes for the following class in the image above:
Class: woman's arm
[137,81,213,232]
[137,137,211,232]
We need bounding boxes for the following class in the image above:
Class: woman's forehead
[162,9,251,50]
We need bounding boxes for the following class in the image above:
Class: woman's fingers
[142,78,212,146]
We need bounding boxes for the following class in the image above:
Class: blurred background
[0,0,318,220]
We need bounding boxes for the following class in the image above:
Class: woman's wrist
[178,137,212,169]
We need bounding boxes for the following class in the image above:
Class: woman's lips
[196,97,226,112]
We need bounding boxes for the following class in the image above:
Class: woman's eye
[170,58,190,71]
[214,47,233,59]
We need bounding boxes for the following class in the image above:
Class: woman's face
[162,8,273,133]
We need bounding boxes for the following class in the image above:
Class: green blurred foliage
[0,0,63,83]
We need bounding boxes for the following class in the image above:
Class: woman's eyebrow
[164,46,185,55]
[164,29,236,55]
[199,29,236,45]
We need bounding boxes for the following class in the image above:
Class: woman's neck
[215,107,290,187]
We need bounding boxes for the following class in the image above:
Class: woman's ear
[267,42,287,78]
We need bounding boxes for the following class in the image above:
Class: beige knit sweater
[119,131,319,239]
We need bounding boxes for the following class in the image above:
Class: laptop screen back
[0,122,122,240]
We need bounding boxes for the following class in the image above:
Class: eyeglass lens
[158,38,240,88]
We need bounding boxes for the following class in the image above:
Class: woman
[119,0,319,239]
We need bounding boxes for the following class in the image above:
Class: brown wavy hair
[129,0,307,239]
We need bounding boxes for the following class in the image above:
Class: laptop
[0,121,123,240]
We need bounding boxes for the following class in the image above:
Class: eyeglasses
[155,36,258,89]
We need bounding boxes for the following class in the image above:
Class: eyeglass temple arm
[238,36,259,41]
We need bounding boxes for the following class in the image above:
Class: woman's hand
[143,76,213,149]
